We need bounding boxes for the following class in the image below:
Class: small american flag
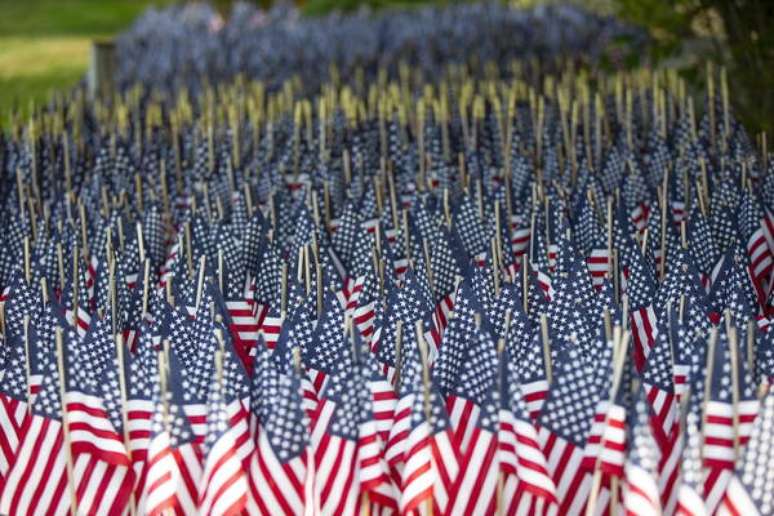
[622,393,662,516]
[199,364,249,515]
[251,370,314,515]
[718,385,774,515]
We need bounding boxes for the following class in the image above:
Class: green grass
[0,0,175,125]
[0,0,445,125]
[0,0,174,37]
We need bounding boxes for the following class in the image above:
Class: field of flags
[1,2,773,515]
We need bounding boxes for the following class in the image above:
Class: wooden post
[88,40,116,100]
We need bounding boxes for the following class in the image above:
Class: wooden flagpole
[585,327,628,516]
[55,327,79,516]
[195,255,207,314]
[23,316,32,411]
[393,321,403,392]
[540,314,552,384]
[114,332,136,516]
[416,318,434,516]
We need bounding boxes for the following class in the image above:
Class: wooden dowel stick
[700,329,719,462]
[217,249,224,293]
[423,239,434,292]
[23,316,32,411]
[57,243,66,295]
[72,250,80,318]
[195,255,206,313]
[747,319,755,373]
[141,259,150,319]
[55,328,79,516]
[136,222,146,265]
[316,262,324,318]
[280,263,288,319]
[522,255,529,313]
[114,333,136,516]
[728,325,741,457]
[394,321,403,391]
[23,237,31,283]
[304,245,312,297]
[540,314,552,384]
[586,327,628,516]
[109,257,117,336]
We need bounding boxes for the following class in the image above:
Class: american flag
[597,391,628,479]
[191,317,252,458]
[374,268,435,379]
[544,254,597,352]
[512,331,549,421]
[622,394,662,516]
[310,362,369,515]
[0,330,34,481]
[581,341,616,473]
[446,329,500,515]
[537,347,606,515]
[250,370,315,515]
[116,328,154,503]
[586,246,611,290]
[4,20,774,516]
[398,344,459,515]
[272,308,319,416]
[675,409,707,516]
[430,226,466,304]
[383,324,422,485]
[64,318,130,465]
[1,328,133,516]
[351,270,379,342]
[435,279,492,450]
[215,230,247,300]
[452,194,489,260]
[330,200,360,270]
[738,192,772,303]
[687,207,718,275]
[718,385,773,516]
[573,193,603,256]
[255,241,284,310]
[198,363,249,515]
[755,326,774,385]
[225,283,261,368]
[150,346,206,511]
[361,353,400,512]
[703,326,759,512]
[4,271,41,337]
[641,327,682,512]
[498,357,558,512]
[302,290,348,395]
[139,356,194,515]
[625,241,659,371]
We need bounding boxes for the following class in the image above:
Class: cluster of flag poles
[1,6,774,516]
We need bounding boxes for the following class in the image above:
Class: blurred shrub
[613,0,774,134]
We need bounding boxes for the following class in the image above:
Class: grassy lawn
[0,0,448,124]
[0,0,174,125]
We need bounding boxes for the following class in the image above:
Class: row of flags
[112,2,645,96]
[2,45,774,516]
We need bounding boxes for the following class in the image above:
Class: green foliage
[613,0,774,134]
